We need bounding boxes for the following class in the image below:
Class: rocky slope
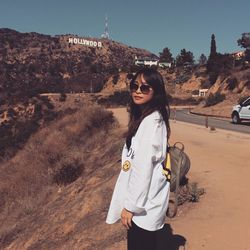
[0,28,156,102]
[189,67,250,117]
[100,64,250,117]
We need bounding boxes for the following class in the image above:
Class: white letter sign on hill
[68,37,102,48]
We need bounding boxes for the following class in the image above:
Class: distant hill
[0,28,156,102]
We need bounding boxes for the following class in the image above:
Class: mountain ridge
[0,28,156,102]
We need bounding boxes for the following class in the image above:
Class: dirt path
[109,108,250,250]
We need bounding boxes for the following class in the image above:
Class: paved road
[171,109,250,134]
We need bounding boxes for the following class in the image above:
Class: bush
[59,93,67,102]
[204,92,225,107]
[97,91,130,107]
[53,162,84,185]
[112,74,120,85]
[174,73,191,84]
[226,77,238,90]
[208,71,219,85]
[200,80,211,89]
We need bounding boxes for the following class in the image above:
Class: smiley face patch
[122,160,131,172]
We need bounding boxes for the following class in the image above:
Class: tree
[198,54,207,65]
[210,34,217,57]
[245,49,250,61]
[206,34,235,85]
[237,33,250,64]
[175,49,194,67]
[159,47,174,63]
[207,34,218,74]
[237,33,250,49]
[207,53,234,85]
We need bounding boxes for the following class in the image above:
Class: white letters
[68,37,102,48]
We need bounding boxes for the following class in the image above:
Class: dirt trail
[109,107,250,250]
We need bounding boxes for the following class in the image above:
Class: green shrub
[226,77,238,90]
[97,91,130,107]
[204,92,225,107]
[200,79,211,89]
[208,71,219,85]
[53,162,84,185]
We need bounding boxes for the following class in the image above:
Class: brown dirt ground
[108,107,250,250]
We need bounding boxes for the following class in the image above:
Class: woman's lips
[134,96,143,100]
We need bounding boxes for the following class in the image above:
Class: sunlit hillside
[0,97,126,249]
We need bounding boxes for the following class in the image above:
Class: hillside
[1,96,250,249]
[0,95,207,249]
[0,97,124,249]
[100,65,250,117]
[189,67,250,117]
[0,28,156,102]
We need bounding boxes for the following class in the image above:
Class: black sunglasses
[129,82,152,94]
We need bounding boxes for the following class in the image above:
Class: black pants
[127,220,158,250]
[127,220,186,250]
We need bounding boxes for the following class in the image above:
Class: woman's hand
[121,208,134,230]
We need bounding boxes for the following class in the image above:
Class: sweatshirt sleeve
[124,113,167,214]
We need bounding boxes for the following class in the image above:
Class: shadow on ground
[157,223,187,250]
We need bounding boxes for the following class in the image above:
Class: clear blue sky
[0,0,249,60]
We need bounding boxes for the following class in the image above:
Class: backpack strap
[162,145,171,183]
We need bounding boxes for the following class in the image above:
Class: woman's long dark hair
[125,67,171,149]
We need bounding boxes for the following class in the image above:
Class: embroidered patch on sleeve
[122,160,131,172]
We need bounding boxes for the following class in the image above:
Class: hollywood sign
[68,37,102,48]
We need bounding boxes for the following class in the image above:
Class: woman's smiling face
[130,74,154,105]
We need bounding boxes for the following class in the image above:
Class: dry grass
[0,95,205,249]
[0,102,119,231]
[232,68,250,82]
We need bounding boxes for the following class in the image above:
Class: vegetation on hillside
[0,95,60,160]
[97,90,131,107]
[0,101,123,248]
[0,95,205,249]
[0,28,155,102]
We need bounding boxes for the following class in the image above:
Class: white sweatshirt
[106,111,170,231]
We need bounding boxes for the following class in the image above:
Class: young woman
[106,67,171,250]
